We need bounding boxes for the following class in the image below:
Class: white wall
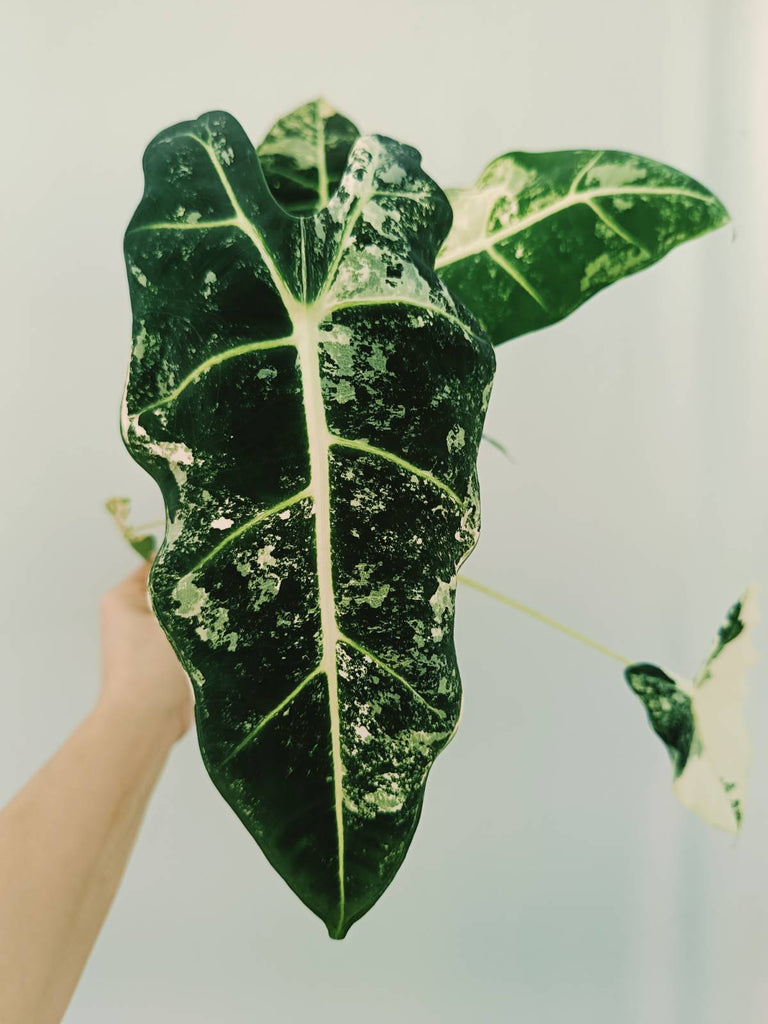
[1,1,766,1021]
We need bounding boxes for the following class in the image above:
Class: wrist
[93,690,188,751]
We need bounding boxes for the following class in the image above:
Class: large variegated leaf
[435,150,730,343]
[625,586,759,833]
[121,110,495,938]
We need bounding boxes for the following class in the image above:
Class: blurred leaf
[625,586,759,833]
[105,496,159,560]
[481,432,513,462]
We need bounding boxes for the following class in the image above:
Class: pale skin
[0,557,194,1024]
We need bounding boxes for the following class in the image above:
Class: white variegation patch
[627,586,759,833]
[674,586,759,832]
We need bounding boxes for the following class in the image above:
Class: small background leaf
[625,586,759,833]
[105,496,158,560]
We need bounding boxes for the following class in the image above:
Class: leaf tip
[715,197,732,228]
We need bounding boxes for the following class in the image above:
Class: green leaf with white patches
[625,586,759,833]
[435,150,730,344]
[257,98,360,217]
[121,110,495,938]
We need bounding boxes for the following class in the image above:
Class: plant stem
[457,574,632,666]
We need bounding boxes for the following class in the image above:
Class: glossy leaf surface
[121,110,495,937]
[257,98,359,217]
[436,149,730,343]
[258,101,731,346]
[625,586,759,833]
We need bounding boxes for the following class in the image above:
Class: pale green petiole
[458,574,632,665]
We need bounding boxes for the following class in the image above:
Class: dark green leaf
[624,663,695,777]
[435,150,730,344]
[121,110,495,937]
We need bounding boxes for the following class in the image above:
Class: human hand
[98,557,194,743]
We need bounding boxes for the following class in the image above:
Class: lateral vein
[134,336,296,416]
[330,435,466,511]
[316,105,329,209]
[436,184,719,268]
[182,131,297,310]
[126,218,238,234]
[488,246,549,312]
[188,488,311,575]
[339,635,445,718]
[568,151,605,195]
[325,296,485,343]
[586,198,651,255]
[220,666,324,766]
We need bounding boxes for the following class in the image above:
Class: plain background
[1,1,766,1021]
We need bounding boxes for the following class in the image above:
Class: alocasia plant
[115,98,751,938]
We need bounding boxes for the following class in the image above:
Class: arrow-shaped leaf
[625,586,759,833]
[121,110,495,937]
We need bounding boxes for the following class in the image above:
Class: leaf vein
[436,185,720,268]
[586,198,651,255]
[220,666,324,765]
[488,246,549,312]
[188,488,312,575]
[181,131,298,311]
[126,217,238,234]
[329,435,465,510]
[325,297,485,344]
[338,635,446,718]
[568,151,605,195]
[134,335,296,416]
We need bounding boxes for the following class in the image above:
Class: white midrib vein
[173,132,346,931]
[293,282,347,934]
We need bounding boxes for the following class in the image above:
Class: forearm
[0,697,178,1024]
